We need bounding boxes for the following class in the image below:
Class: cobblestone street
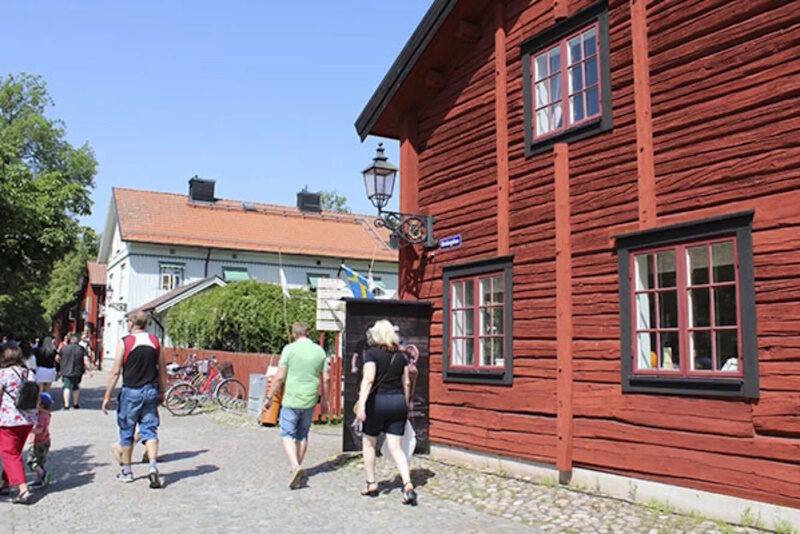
[0,372,770,533]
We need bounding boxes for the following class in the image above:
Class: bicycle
[164,356,247,416]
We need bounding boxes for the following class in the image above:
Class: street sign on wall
[439,234,462,251]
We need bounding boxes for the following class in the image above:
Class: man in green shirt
[263,321,329,489]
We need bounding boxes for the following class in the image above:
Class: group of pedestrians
[264,319,417,505]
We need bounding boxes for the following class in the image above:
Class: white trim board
[429,444,800,529]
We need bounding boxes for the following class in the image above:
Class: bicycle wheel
[214,378,247,412]
[165,382,198,416]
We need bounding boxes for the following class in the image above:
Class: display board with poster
[316,278,350,332]
[342,298,431,453]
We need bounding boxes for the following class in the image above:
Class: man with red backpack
[101,310,167,489]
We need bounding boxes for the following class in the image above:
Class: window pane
[465,339,475,366]
[570,94,584,122]
[585,56,598,87]
[661,331,679,370]
[569,66,583,93]
[480,308,491,335]
[465,282,474,306]
[583,27,597,57]
[716,330,739,372]
[452,311,464,337]
[548,46,561,74]
[586,87,599,116]
[550,74,561,104]
[568,36,581,64]
[712,242,735,282]
[493,306,503,335]
[464,310,474,336]
[480,338,492,366]
[480,278,492,305]
[452,283,464,308]
[492,276,503,304]
[551,103,563,130]
[634,254,654,290]
[689,288,710,327]
[635,293,654,330]
[657,250,676,288]
[452,338,463,366]
[637,332,656,369]
[691,331,712,370]
[659,290,678,328]
[536,108,549,135]
[687,245,709,285]
[535,81,549,108]
[493,338,503,366]
[535,53,548,81]
[714,285,737,326]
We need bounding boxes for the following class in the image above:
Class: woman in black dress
[355,320,417,505]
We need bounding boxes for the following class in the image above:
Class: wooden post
[630,0,657,229]
[494,0,510,256]
[553,0,569,20]
[554,143,574,483]
[399,112,420,299]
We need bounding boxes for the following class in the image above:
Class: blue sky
[1,1,432,232]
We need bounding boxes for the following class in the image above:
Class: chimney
[297,187,322,213]
[188,176,216,202]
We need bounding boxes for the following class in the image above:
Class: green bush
[166,280,319,354]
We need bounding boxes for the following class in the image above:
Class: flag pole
[279,250,290,342]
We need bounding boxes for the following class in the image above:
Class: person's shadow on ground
[49,384,106,412]
[161,464,219,488]
[22,444,108,504]
[303,453,360,480]
[158,449,209,463]
[377,467,434,495]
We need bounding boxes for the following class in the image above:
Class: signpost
[316,278,350,332]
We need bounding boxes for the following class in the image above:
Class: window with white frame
[160,264,184,290]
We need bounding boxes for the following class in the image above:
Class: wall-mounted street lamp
[362,143,437,249]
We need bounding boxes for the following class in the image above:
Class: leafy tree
[166,281,319,354]
[42,228,100,321]
[0,73,97,337]
[319,190,351,213]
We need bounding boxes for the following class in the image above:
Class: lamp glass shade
[362,143,398,210]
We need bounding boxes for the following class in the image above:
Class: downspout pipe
[204,248,212,277]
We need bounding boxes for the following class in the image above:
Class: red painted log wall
[402,0,800,508]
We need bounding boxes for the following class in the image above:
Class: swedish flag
[341,264,374,299]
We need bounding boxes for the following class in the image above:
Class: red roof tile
[113,188,397,262]
[86,262,107,286]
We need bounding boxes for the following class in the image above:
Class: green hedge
[166,280,319,354]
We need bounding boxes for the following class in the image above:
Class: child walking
[27,392,52,488]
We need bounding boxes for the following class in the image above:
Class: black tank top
[122,333,160,388]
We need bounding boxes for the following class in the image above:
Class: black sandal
[360,480,378,497]
[12,490,31,505]
[402,483,417,505]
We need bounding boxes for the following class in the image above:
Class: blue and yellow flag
[341,264,374,299]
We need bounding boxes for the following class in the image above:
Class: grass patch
[774,518,797,534]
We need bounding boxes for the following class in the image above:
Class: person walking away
[263,321,329,489]
[0,347,38,504]
[355,320,417,505]
[35,337,58,392]
[20,341,37,373]
[27,392,53,488]
[102,310,166,489]
[56,334,92,409]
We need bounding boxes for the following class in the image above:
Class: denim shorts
[279,406,314,442]
[117,384,160,446]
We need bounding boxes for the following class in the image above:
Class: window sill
[526,116,610,157]
[624,375,751,399]
[443,368,511,385]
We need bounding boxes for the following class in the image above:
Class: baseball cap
[39,392,53,406]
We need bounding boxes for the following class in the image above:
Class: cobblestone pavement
[0,372,776,533]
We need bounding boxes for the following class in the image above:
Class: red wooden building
[357,0,800,517]
[52,261,106,366]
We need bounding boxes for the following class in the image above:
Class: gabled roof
[111,188,397,262]
[86,262,107,286]
[136,276,227,315]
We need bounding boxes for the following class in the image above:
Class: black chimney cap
[189,176,215,203]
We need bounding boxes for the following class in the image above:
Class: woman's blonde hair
[369,319,399,350]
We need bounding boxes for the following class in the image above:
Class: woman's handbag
[2,367,39,410]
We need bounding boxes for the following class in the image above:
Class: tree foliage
[42,228,100,321]
[166,281,319,354]
[0,73,97,337]
[319,190,351,213]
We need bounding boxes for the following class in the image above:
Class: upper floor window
[616,212,758,398]
[443,256,513,385]
[522,1,612,156]
[160,264,184,290]
[223,267,249,282]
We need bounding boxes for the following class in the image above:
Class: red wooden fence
[166,347,342,422]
